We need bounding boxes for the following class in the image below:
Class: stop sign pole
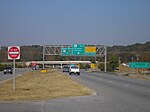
[8,46,20,91]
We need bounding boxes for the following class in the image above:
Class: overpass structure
[26,61,91,65]
[42,45,107,72]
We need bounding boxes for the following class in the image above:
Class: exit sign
[61,48,72,56]
[72,44,85,55]
[129,62,150,68]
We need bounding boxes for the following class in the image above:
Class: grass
[116,65,150,80]
[0,69,93,101]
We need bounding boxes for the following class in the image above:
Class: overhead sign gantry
[42,44,107,72]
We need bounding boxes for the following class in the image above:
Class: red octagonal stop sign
[8,46,20,59]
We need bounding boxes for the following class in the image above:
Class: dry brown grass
[115,65,132,73]
[0,69,93,101]
[116,65,150,80]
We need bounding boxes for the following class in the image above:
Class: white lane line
[124,84,129,87]
[108,80,113,83]
[98,78,103,80]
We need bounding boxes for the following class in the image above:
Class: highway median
[0,69,93,101]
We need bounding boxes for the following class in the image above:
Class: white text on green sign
[61,48,73,56]
[72,44,85,55]
[129,62,150,68]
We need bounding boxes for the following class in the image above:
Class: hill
[108,42,150,62]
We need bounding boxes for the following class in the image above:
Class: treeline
[108,42,150,63]
[0,42,150,63]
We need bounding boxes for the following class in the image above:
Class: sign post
[13,59,16,90]
[8,46,20,91]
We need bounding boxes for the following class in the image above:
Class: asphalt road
[0,68,29,83]
[0,70,150,112]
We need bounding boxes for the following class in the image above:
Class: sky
[0,0,150,46]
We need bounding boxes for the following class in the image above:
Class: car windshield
[5,67,12,69]
[64,66,69,68]
[71,66,78,69]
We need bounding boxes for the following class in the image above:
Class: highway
[0,68,28,83]
[0,70,150,112]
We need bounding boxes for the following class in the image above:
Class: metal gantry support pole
[43,45,45,69]
[104,46,107,72]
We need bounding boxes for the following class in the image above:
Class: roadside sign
[90,63,95,69]
[31,61,37,66]
[85,46,96,56]
[8,46,20,91]
[72,44,85,55]
[8,46,20,60]
[26,62,30,67]
[129,62,150,68]
[61,48,73,56]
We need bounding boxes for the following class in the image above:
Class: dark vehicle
[63,66,69,72]
[32,65,39,70]
[3,67,13,74]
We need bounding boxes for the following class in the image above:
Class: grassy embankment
[0,69,93,101]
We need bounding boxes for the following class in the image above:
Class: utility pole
[119,57,121,67]
[137,54,139,62]
[132,57,134,62]
[136,54,139,74]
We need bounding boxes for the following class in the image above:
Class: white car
[69,66,80,75]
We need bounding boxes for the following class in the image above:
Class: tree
[109,55,119,70]
[98,63,112,72]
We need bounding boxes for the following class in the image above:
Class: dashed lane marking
[108,80,113,83]
[124,84,129,87]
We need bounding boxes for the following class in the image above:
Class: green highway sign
[61,44,97,56]
[85,52,96,56]
[129,62,150,68]
[61,48,73,56]
[72,44,85,55]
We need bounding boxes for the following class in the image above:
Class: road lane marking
[124,84,129,87]
[108,80,113,83]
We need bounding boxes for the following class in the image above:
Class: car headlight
[4,70,6,71]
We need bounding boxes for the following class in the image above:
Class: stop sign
[8,46,20,59]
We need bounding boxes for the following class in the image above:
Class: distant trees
[108,42,150,63]
[0,41,150,63]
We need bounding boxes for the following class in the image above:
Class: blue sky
[0,0,150,46]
